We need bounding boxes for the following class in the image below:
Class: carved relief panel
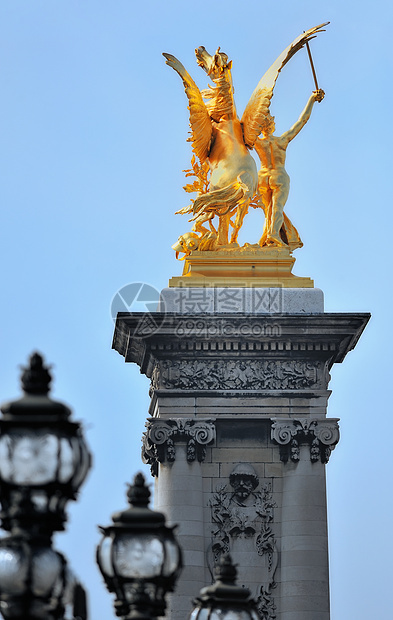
[151,359,328,392]
[208,464,277,619]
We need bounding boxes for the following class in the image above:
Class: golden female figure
[254,89,324,248]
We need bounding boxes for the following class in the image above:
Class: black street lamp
[0,355,261,620]
[97,472,182,620]
[189,554,260,620]
[0,352,91,535]
[0,352,91,620]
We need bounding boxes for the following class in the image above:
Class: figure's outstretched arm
[241,23,328,148]
[281,89,324,143]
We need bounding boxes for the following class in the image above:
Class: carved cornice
[271,418,340,464]
[113,313,370,376]
[150,359,326,392]
[142,418,216,476]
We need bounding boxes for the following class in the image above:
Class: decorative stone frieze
[150,359,325,392]
[271,418,340,464]
[209,464,277,620]
[142,418,216,476]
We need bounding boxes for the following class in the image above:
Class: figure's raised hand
[313,89,325,103]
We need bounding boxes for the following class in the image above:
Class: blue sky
[0,1,392,618]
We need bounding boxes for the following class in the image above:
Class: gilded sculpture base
[169,245,314,288]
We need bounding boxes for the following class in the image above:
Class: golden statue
[164,23,327,261]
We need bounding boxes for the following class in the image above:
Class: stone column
[112,289,369,620]
[272,419,340,620]
[142,418,215,620]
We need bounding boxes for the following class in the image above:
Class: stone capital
[142,418,216,476]
[271,418,340,464]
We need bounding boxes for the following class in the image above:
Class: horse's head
[195,46,235,121]
[195,46,232,80]
[171,232,200,259]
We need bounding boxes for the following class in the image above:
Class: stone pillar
[272,418,340,620]
[112,288,369,620]
[156,449,206,617]
[142,418,215,620]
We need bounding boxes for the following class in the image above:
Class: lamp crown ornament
[189,554,260,620]
[111,473,165,527]
[1,352,72,423]
[214,553,238,585]
[21,352,52,395]
[126,472,151,508]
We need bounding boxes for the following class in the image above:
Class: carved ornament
[142,418,215,476]
[271,418,340,464]
[151,359,324,392]
[209,464,277,619]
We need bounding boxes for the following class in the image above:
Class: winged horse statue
[164,23,327,257]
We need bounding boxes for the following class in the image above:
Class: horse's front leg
[230,200,249,244]
[192,213,213,237]
[217,214,230,246]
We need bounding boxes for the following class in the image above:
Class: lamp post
[97,472,182,620]
[0,355,260,620]
[189,554,260,620]
[0,352,91,535]
[0,352,91,620]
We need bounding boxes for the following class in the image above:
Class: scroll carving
[151,359,324,391]
[208,464,277,619]
[142,418,215,476]
[271,418,339,464]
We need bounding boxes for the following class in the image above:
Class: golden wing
[163,53,212,163]
[241,22,329,148]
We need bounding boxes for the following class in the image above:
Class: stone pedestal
[168,248,314,288]
[112,289,369,620]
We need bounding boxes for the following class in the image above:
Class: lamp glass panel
[0,437,12,479]
[71,437,91,489]
[31,548,63,596]
[0,547,28,594]
[0,431,59,484]
[163,538,181,576]
[210,609,251,620]
[58,438,75,483]
[113,534,164,578]
[98,536,115,578]
[62,567,76,607]
[189,609,207,620]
